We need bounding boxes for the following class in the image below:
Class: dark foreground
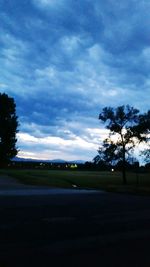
[1,190,150,267]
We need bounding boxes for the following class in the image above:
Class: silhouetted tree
[0,93,19,166]
[138,110,150,163]
[145,162,150,170]
[144,149,150,162]
[98,105,143,184]
[93,142,118,167]
[93,151,111,170]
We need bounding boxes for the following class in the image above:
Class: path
[0,175,101,195]
[1,175,150,266]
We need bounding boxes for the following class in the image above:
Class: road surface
[0,175,150,266]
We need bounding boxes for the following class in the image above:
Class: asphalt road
[1,176,150,266]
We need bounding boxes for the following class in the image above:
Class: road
[0,176,150,266]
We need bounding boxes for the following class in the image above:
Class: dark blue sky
[0,0,150,160]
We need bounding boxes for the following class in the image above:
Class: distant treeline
[8,160,150,172]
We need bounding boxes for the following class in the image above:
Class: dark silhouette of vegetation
[138,110,150,163]
[97,105,149,185]
[144,149,150,162]
[0,93,19,167]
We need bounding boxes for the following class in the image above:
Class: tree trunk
[122,145,127,185]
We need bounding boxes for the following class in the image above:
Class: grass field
[0,169,150,195]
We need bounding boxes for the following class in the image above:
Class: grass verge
[0,169,150,195]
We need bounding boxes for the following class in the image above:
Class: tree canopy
[97,105,149,184]
[0,93,19,166]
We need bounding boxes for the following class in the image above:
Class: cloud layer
[0,0,150,160]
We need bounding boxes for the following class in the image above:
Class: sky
[0,0,150,161]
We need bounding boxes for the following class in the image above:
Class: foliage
[0,93,19,165]
[142,148,150,163]
[98,105,144,184]
[138,110,150,162]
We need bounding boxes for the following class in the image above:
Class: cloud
[17,130,100,161]
[1,0,150,160]
[33,0,64,8]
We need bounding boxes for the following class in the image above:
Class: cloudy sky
[0,0,150,161]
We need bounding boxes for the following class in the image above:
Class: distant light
[72,184,77,188]
[70,164,78,169]
[111,168,114,172]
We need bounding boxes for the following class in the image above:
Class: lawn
[0,169,150,194]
